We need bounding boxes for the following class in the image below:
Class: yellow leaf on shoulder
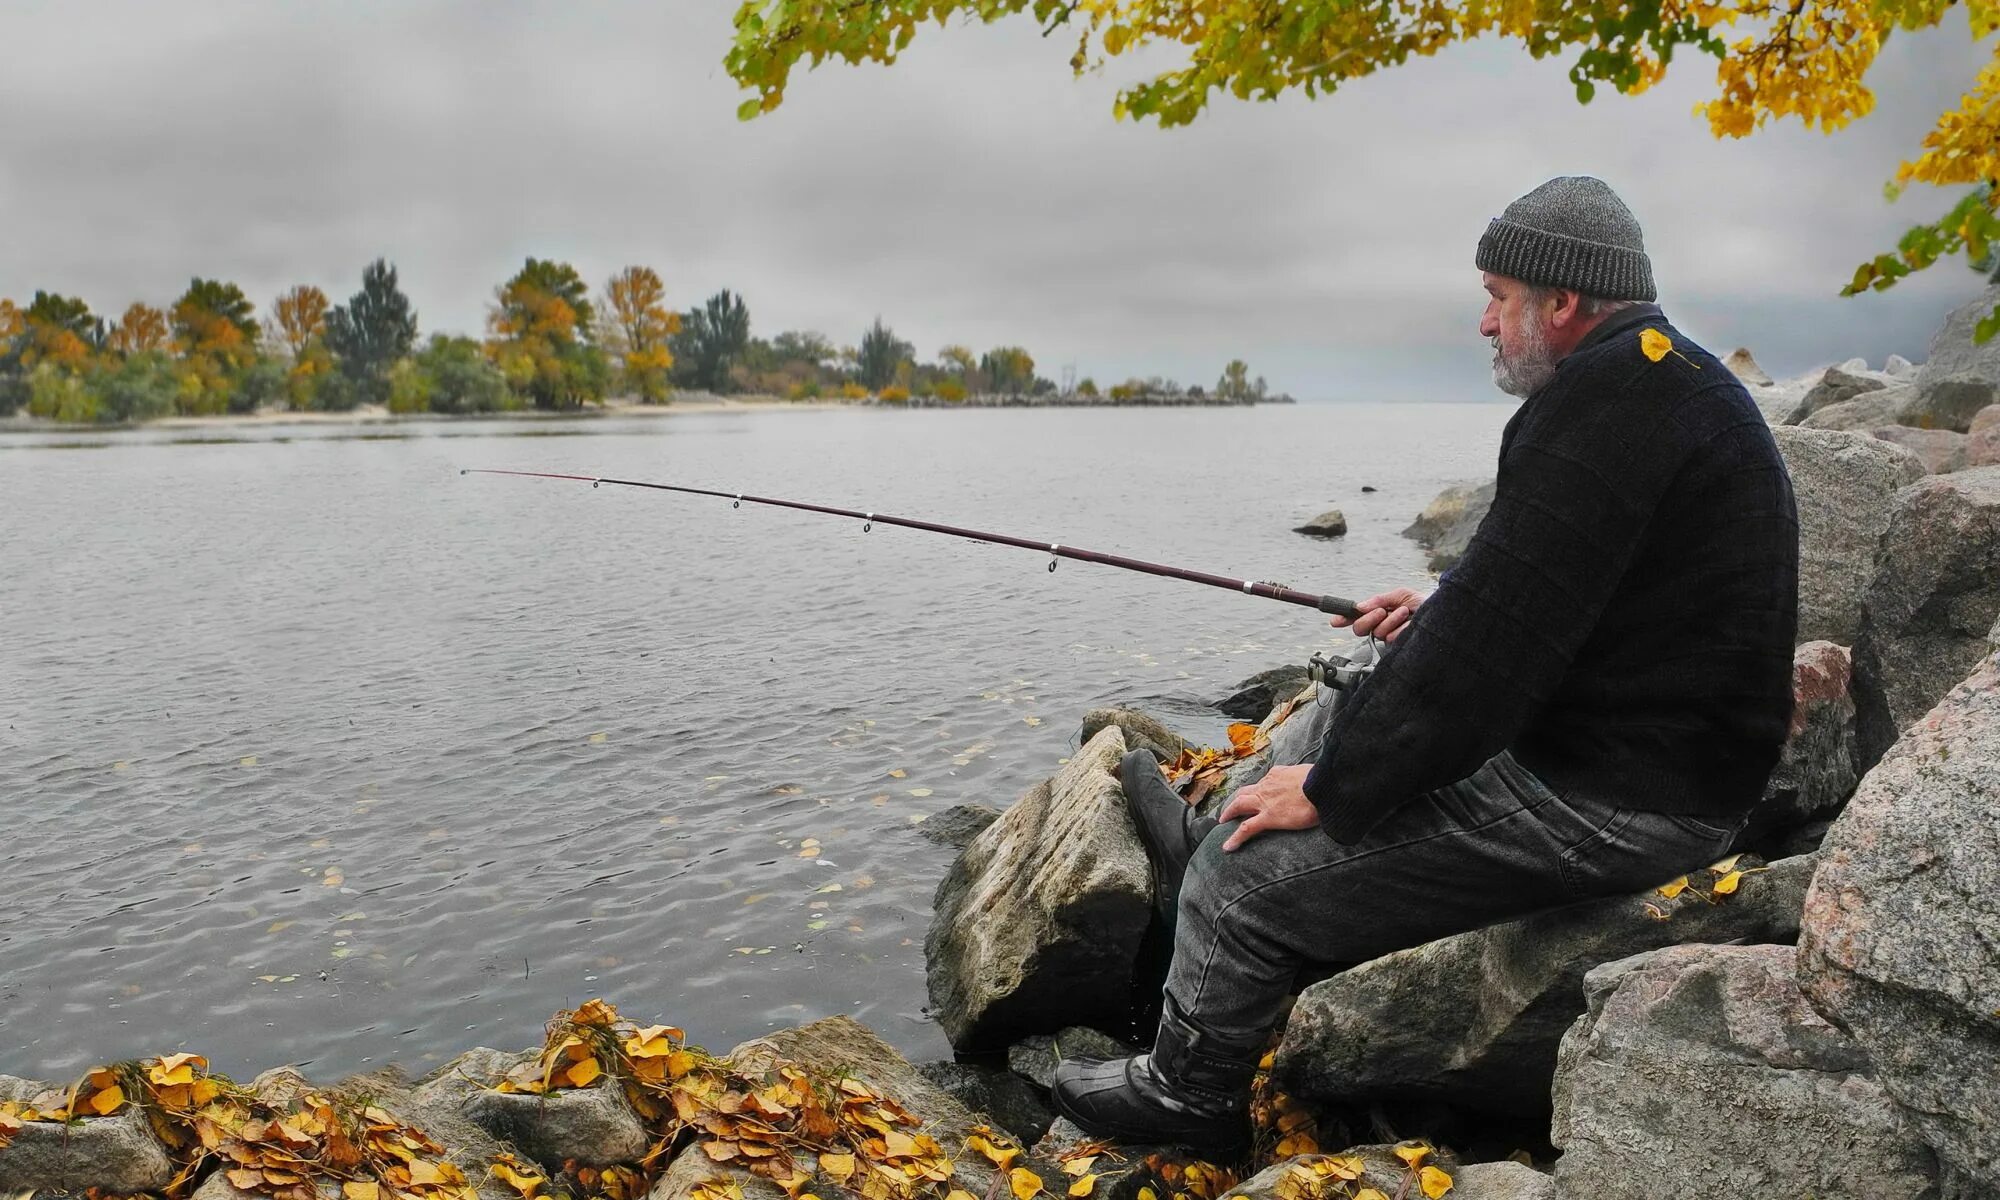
[1640,328,1672,363]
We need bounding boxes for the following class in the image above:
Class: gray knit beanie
[1476,176,1656,301]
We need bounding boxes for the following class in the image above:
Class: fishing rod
[461,468,1363,620]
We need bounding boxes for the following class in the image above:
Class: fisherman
[1051,176,1802,1152]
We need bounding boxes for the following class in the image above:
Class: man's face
[1480,272,1558,398]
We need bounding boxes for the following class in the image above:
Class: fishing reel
[1306,637,1381,694]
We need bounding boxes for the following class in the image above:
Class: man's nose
[1479,307,1500,338]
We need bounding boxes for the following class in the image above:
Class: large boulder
[1910,285,2000,430]
[1799,654,2000,1194]
[926,726,1152,1051]
[1735,640,1857,852]
[1795,384,1911,431]
[1793,365,1890,422]
[1079,708,1187,763]
[1771,426,1926,645]
[1272,852,1816,1116]
[0,1075,175,1194]
[1550,944,1940,1200]
[1850,464,2000,767]
[411,1048,651,1170]
[651,1017,1010,1200]
[1873,425,1971,474]
[1216,664,1312,721]
[1402,482,1486,546]
[1968,403,2000,467]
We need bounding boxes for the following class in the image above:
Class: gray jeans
[1163,748,1744,1037]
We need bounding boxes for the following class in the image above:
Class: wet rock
[917,804,1004,850]
[1006,1027,1140,1090]
[915,1061,1055,1145]
[1795,385,1909,431]
[1401,482,1491,552]
[1079,708,1187,763]
[1722,346,1773,387]
[1273,853,1815,1117]
[1551,944,1939,1200]
[1872,424,1971,473]
[411,1048,648,1172]
[1734,640,1857,852]
[652,1017,1008,1200]
[1793,365,1890,422]
[1910,285,2000,430]
[1799,654,2000,1193]
[1292,510,1347,538]
[0,1075,175,1195]
[1772,426,1926,644]
[1359,484,1378,493]
[1967,403,2000,467]
[926,727,1152,1052]
[1216,665,1311,721]
[1850,464,2000,767]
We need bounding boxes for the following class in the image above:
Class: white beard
[1492,315,1558,398]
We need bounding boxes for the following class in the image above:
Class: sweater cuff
[1303,763,1374,846]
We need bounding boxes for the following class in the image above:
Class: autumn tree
[1216,359,1254,401]
[672,289,752,392]
[325,259,419,408]
[937,344,976,376]
[18,292,101,371]
[270,286,330,359]
[729,0,2000,338]
[108,303,171,356]
[980,345,1036,394]
[602,266,681,402]
[857,317,914,391]
[487,258,608,409]
[0,299,26,415]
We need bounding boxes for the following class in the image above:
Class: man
[1052,176,1801,1153]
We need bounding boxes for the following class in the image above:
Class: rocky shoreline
[6,288,1998,1200]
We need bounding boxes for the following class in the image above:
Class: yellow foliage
[1639,329,1673,363]
[110,303,171,356]
[1010,1168,1045,1200]
[272,286,330,360]
[603,266,680,401]
[1418,1166,1453,1198]
[840,381,870,400]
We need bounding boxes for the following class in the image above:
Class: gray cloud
[0,0,1990,399]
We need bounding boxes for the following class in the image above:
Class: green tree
[325,259,419,406]
[413,335,516,414]
[979,346,1036,394]
[857,317,913,391]
[487,259,608,409]
[730,0,2000,339]
[93,351,180,423]
[671,289,752,392]
[1215,359,1253,401]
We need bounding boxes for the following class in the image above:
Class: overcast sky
[0,2,1990,400]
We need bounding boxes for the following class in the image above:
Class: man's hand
[1330,586,1426,642]
[1217,763,1320,851]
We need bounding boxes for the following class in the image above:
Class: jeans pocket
[1557,807,1639,900]
[1561,807,1743,900]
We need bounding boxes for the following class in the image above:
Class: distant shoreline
[0,391,1288,434]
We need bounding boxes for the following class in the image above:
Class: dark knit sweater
[1304,305,1800,845]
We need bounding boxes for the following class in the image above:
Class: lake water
[0,402,1511,1082]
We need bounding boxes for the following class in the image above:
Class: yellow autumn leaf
[1354,1192,1390,1200]
[1325,1157,1365,1181]
[88,1084,125,1115]
[1069,1176,1097,1198]
[564,1057,602,1088]
[1711,853,1744,873]
[1640,328,1672,362]
[1656,876,1690,900]
[820,1153,857,1183]
[1712,870,1744,895]
[1061,1156,1097,1177]
[1011,1168,1045,1200]
[1393,1143,1431,1168]
[947,1192,978,1200]
[345,1183,381,1200]
[1419,1166,1454,1198]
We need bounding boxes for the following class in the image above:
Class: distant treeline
[0,259,1280,423]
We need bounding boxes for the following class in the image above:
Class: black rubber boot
[1048,998,1260,1158]
[1118,748,1220,919]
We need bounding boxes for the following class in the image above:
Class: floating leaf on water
[888,769,907,779]
[240,756,258,767]
[588,732,608,744]
[267,920,294,933]
[323,869,345,888]
[909,788,933,797]
[742,894,771,906]
[816,883,843,894]
[1023,716,1043,727]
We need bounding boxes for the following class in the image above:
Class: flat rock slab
[1850,463,2000,766]
[0,1075,174,1195]
[1551,944,1939,1200]
[1772,426,1926,645]
[1796,386,1911,431]
[927,727,1152,1052]
[1274,853,1815,1116]
[411,1048,651,1169]
[651,1017,1011,1200]
[1794,365,1890,422]
[1800,653,2000,1194]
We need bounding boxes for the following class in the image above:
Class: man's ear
[1547,288,1584,329]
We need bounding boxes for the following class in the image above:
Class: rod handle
[1317,594,1361,620]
